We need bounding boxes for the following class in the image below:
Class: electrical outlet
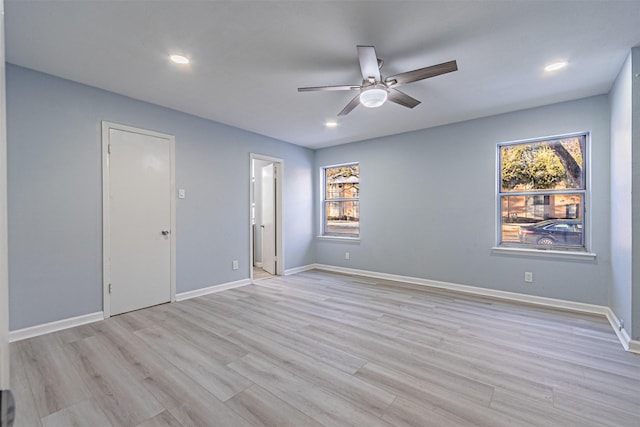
[232,260,239,270]
[345,252,350,260]
[524,272,533,283]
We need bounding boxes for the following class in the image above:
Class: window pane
[500,136,584,192]
[325,201,359,237]
[500,194,584,247]
[325,165,359,200]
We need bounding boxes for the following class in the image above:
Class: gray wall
[633,47,640,340]
[7,64,315,330]
[316,96,611,306]
[609,52,633,337]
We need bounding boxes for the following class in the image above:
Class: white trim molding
[9,312,104,343]
[176,279,251,302]
[0,5,9,388]
[316,236,361,243]
[491,246,597,261]
[284,264,316,276]
[8,278,253,342]
[314,264,607,314]
[604,308,640,354]
[311,263,637,353]
[8,264,638,355]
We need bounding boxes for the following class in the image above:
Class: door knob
[161,230,170,236]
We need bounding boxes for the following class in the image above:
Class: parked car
[518,219,583,246]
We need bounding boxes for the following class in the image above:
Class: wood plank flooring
[253,267,273,281]
[10,270,640,426]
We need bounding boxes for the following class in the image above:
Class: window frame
[320,162,360,240]
[495,132,592,256]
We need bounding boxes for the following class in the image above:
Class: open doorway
[250,154,284,281]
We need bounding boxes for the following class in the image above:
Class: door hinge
[108,144,111,155]
[273,256,278,262]
[108,283,112,294]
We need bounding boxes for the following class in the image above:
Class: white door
[106,126,173,316]
[261,163,276,275]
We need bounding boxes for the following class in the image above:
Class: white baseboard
[284,264,317,276]
[9,311,104,343]
[8,279,252,342]
[313,264,608,314]
[254,262,263,268]
[9,266,639,355]
[176,278,251,302]
[604,308,640,354]
[311,264,638,354]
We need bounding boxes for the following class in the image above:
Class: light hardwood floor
[10,270,640,426]
[253,267,273,281]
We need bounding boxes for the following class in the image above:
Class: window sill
[317,235,361,243]
[491,246,596,261]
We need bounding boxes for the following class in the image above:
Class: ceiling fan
[298,45,458,116]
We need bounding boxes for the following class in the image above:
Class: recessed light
[325,121,338,128]
[544,61,567,72]
[170,54,190,65]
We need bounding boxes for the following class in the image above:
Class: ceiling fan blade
[298,85,360,92]
[357,45,381,81]
[388,88,421,109]
[338,94,361,116]
[385,60,458,87]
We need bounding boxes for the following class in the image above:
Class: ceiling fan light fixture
[360,85,388,108]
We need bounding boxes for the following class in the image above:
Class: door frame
[0,2,10,389]
[102,121,176,318]
[249,153,284,281]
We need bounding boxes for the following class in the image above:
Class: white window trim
[319,162,360,240]
[494,131,594,257]
[317,235,361,243]
[491,246,596,260]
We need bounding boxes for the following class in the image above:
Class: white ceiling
[4,1,640,149]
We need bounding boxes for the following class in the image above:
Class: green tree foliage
[501,139,583,191]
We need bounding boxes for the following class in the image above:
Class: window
[322,163,359,238]
[498,134,587,250]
